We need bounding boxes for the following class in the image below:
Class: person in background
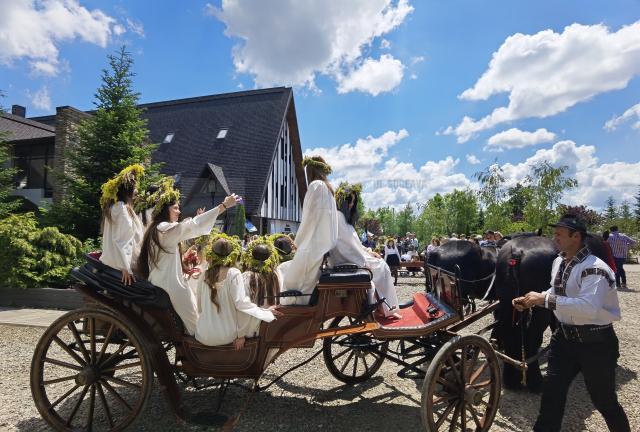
[607,226,637,289]
[362,232,377,249]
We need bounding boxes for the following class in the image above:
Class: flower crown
[335,181,362,207]
[242,236,280,274]
[204,232,242,268]
[151,177,181,216]
[302,156,332,175]
[268,233,295,262]
[100,164,145,209]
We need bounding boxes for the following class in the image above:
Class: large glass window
[13,142,54,197]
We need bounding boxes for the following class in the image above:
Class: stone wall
[52,106,92,203]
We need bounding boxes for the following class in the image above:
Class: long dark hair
[136,201,175,279]
[305,156,334,196]
[338,191,359,226]
[102,183,136,223]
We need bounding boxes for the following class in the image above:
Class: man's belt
[558,322,614,343]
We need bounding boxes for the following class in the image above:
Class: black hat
[549,214,587,233]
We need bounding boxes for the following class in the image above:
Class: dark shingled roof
[0,112,55,142]
[141,87,303,215]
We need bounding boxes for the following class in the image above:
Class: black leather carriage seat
[280,268,372,306]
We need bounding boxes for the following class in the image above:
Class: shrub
[0,213,84,288]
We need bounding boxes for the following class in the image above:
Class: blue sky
[1,0,639,210]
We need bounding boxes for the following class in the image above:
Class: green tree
[45,46,159,239]
[524,162,577,231]
[634,187,640,228]
[506,183,531,221]
[0,94,20,218]
[396,203,415,236]
[475,163,509,230]
[444,189,479,235]
[230,204,246,237]
[557,204,602,229]
[415,193,446,242]
[604,196,617,221]
[375,206,398,236]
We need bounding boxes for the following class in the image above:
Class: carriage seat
[277,267,372,306]
[180,335,263,377]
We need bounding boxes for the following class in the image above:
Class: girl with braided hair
[241,237,282,307]
[195,235,280,349]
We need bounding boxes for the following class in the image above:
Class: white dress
[328,212,400,316]
[100,202,144,274]
[277,180,338,298]
[147,207,221,335]
[195,268,275,346]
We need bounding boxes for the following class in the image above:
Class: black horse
[426,233,613,392]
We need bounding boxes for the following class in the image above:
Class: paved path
[0,307,66,328]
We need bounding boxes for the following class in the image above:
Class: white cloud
[208,0,413,94]
[466,154,481,164]
[126,17,145,38]
[444,21,640,142]
[485,128,556,152]
[410,55,425,65]
[0,0,123,76]
[27,85,52,111]
[380,38,391,49]
[500,140,640,209]
[336,54,404,96]
[604,102,640,131]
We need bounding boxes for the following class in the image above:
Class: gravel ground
[1,268,638,431]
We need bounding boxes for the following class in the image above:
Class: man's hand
[222,194,242,210]
[121,270,135,286]
[512,291,545,311]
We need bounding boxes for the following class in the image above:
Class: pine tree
[230,204,246,237]
[0,93,20,218]
[45,46,159,239]
[633,186,640,228]
[604,196,617,221]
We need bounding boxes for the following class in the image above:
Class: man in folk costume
[99,164,145,286]
[277,156,338,303]
[328,182,402,319]
[513,214,629,432]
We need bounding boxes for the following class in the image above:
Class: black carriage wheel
[31,309,153,432]
[421,335,501,432]
[322,316,388,384]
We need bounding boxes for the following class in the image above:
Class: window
[216,128,228,139]
[163,132,175,144]
[13,143,54,197]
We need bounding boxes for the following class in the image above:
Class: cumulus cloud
[500,140,640,208]
[444,21,640,142]
[604,102,640,131]
[466,154,481,164]
[208,0,413,95]
[27,85,52,111]
[0,0,125,76]
[485,128,556,152]
[337,54,404,96]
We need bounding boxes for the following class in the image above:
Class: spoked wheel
[31,308,153,431]
[421,335,501,432]
[322,316,388,384]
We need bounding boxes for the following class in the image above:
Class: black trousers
[533,329,630,432]
[614,257,626,286]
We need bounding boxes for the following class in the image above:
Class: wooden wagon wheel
[421,335,501,432]
[31,308,153,432]
[322,316,388,384]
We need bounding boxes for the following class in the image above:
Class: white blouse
[277,180,338,295]
[147,207,221,335]
[195,267,275,346]
[100,202,144,274]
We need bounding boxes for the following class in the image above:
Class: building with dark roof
[2,87,306,233]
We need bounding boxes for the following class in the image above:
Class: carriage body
[31,253,506,432]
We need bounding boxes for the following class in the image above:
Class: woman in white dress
[329,182,402,318]
[277,156,338,301]
[195,235,279,349]
[136,179,241,335]
[99,164,145,286]
[242,238,281,306]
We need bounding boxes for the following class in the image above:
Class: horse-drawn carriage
[30,252,535,431]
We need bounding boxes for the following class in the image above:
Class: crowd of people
[97,157,402,350]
